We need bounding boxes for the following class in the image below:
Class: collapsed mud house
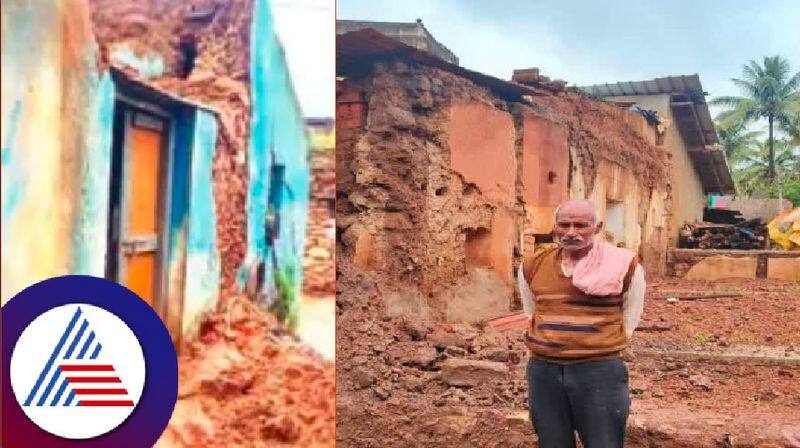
[336,28,731,322]
[2,0,310,339]
[335,27,800,448]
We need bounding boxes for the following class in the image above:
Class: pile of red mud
[336,268,800,447]
[156,299,335,448]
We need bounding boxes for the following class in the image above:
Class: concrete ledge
[669,248,800,279]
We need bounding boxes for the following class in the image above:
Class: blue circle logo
[2,275,178,447]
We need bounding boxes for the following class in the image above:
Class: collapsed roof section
[337,28,551,102]
[579,75,736,195]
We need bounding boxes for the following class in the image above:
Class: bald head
[553,199,603,254]
[554,199,601,225]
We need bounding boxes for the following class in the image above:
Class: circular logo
[2,276,178,447]
[10,304,147,439]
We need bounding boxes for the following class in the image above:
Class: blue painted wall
[1,0,114,302]
[182,110,221,334]
[71,73,116,276]
[247,0,310,300]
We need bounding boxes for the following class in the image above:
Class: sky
[338,0,800,128]
[271,0,335,118]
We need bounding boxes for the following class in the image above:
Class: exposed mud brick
[303,150,335,296]
[398,315,433,341]
[387,341,438,367]
[441,358,509,387]
[88,0,254,298]
[427,330,469,349]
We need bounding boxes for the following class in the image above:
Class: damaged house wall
[1,0,114,304]
[303,119,336,297]
[337,49,671,323]
[606,94,706,246]
[2,0,310,339]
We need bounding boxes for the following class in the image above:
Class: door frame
[108,92,176,321]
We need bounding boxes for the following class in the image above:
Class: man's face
[553,210,601,253]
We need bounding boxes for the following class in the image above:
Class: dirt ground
[636,278,800,347]
[156,298,335,448]
[336,270,800,447]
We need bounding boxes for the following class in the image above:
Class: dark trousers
[526,357,630,448]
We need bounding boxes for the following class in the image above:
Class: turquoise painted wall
[71,73,116,276]
[247,0,311,303]
[1,0,114,302]
[182,110,221,335]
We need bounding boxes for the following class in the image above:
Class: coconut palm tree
[733,138,797,194]
[711,56,800,179]
[715,119,762,165]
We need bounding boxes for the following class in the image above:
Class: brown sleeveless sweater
[522,246,638,364]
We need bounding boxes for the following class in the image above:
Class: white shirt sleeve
[622,264,646,338]
[517,263,535,317]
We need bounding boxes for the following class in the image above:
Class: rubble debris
[440,358,509,388]
[337,260,800,447]
[679,221,766,250]
[636,323,674,332]
[156,298,335,448]
[688,374,713,390]
[387,341,438,367]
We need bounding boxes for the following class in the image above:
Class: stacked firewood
[678,220,766,250]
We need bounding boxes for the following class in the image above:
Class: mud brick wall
[337,58,671,323]
[303,150,336,296]
[88,0,253,297]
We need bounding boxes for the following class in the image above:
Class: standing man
[518,198,645,448]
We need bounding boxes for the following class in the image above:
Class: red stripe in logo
[60,365,115,372]
[79,400,135,407]
[67,377,121,383]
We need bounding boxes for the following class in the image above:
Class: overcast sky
[271,0,334,118]
[338,0,800,126]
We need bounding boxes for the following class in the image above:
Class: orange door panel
[121,114,164,307]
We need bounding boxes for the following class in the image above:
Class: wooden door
[120,111,166,306]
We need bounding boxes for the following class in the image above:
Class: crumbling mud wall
[88,0,253,298]
[303,149,336,296]
[85,0,310,332]
[337,58,671,323]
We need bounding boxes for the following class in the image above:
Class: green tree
[733,138,797,195]
[716,119,762,165]
[711,56,800,179]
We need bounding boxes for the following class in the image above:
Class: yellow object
[768,208,800,251]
